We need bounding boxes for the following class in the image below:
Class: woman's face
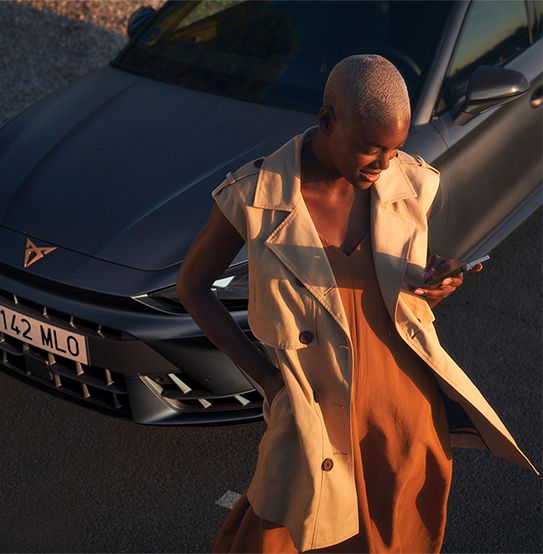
[326,110,410,190]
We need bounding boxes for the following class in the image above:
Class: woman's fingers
[422,254,449,281]
[466,262,484,273]
[414,286,453,298]
[413,260,484,298]
[414,274,463,297]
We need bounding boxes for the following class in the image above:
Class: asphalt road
[0,2,541,553]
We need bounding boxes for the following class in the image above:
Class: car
[0,0,541,425]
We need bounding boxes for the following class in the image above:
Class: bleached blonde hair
[323,54,411,129]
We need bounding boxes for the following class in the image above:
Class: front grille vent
[144,371,263,413]
[0,289,131,416]
[0,288,128,340]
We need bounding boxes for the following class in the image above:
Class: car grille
[143,370,263,413]
[0,288,132,417]
[0,285,266,423]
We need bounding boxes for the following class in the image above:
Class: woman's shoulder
[211,157,264,202]
[210,158,265,241]
[395,150,440,195]
[396,150,440,176]
[395,150,440,214]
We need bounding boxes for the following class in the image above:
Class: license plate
[0,300,89,364]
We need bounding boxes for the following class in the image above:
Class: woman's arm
[175,203,285,404]
[422,204,483,309]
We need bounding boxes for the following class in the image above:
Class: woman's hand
[405,254,484,308]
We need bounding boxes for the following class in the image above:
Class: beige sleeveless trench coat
[211,125,540,552]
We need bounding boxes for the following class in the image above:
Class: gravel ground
[10,0,166,34]
[0,0,165,125]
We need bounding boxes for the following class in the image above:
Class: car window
[436,0,531,115]
[533,0,543,40]
[113,0,452,114]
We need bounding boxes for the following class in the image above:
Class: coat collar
[251,125,419,343]
[251,125,418,209]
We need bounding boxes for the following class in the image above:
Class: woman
[176,55,536,553]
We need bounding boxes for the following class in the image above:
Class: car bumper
[0,259,265,426]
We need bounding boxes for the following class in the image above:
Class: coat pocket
[248,275,320,349]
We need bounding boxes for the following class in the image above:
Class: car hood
[0,64,313,271]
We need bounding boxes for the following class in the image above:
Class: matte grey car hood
[0,64,312,271]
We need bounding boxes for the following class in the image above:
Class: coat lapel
[370,168,417,328]
[250,125,418,343]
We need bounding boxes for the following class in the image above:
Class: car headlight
[141,262,249,312]
[209,262,249,302]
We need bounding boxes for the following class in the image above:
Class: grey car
[0,0,541,425]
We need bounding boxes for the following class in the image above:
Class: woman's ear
[318,105,335,135]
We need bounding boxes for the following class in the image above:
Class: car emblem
[24,238,57,268]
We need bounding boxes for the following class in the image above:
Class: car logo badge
[24,238,57,268]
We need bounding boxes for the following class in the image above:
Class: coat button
[313,389,319,402]
[322,458,334,471]
[299,331,313,344]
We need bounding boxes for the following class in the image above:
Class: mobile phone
[423,254,490,288]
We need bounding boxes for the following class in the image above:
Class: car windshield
[113,0,452,113]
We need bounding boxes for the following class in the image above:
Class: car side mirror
[127,6,157,39]
[452,65,529,125]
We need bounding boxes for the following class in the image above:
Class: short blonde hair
[323,54,411,129]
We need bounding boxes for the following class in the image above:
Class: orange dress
[213,228,453,553]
